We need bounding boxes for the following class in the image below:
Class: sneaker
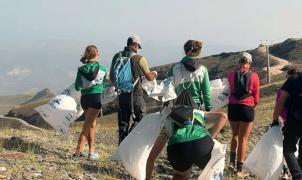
[72,151,85,158]
[88,152,99,160]
[236,171,250,178]
[228,162,235,171]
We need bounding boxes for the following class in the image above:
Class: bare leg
[230,121,240,156]
[85,108,101,152]
[76,110,88,153]
[237,121,253,163]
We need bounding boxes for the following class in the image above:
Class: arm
[146,135,167,180]
[140,57,157,81]
[252,73,260,106]
[205,112,228,138]
[109,55,117,83]
[201,68,212,111]
[273,90,289,123]
[74,68,82,91]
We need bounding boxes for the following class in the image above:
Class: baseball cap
[127,35,142,49]
[239,52,253,63]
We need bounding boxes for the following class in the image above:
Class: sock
[230,152,236,164]
[237,162,244,172]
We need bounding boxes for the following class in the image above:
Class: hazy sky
[1,0,302,95]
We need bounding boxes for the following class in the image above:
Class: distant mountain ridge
[2,38,302,128]
[152,38,302,84]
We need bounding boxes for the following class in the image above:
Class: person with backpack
[272,69,302,180]
[145,103,227,179]
[109,35,157,144]
[167,40,212,110]
[227,52,260,177]
[73,45,107,160]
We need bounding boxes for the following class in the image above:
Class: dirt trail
[256,46,289,75]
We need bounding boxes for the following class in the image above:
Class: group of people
[72,34,302,180]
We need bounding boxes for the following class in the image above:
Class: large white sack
[34,94,78,134]
[142,78,229,107]
[35,83,117,134]
[110,108,171,180]
[244,125,283,180]
[198,140,226,180]
[201,78,229,111]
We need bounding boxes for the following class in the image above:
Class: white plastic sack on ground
[110,107,171,180]
[198,140,226,180]
[244,124,283,180]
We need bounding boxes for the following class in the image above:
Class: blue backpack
[113,52,136,93]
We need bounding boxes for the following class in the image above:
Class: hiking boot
[72,152,85,158]
[88,152,99,160]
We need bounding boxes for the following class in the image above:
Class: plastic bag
[35,83,117,134]
[198,140,226,180]
[110,108,171,180]
[34,94,78,134]
[244,125,283,180]
[201,78,229,111]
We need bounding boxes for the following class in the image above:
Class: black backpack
[170,105,204,127]
[233,70,252,100]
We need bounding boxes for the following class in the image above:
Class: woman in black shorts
[74,45,107,160]
[145,105,227,179]
[227,52,260,177]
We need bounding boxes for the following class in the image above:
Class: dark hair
[184,40,202,56]
[80,45,98,63]
[287,67,298,76]
[239,57,249,64]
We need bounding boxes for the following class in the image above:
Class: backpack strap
[180,63,198,90]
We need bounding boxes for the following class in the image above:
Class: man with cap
[109,35,157,144]
[227,52,260,177]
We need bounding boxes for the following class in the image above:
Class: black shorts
[167,136,214,172]
[228,104,255,122]
[80,93,102,110]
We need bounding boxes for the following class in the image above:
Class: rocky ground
[0,95,277,180]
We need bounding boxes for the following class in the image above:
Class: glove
[271,120,279,127]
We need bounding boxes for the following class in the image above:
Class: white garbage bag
[201,78,229,111]
[244,125,283,180]
[110,108,171,180]
[34,94,78,134]
[35,83,117,134]
[198,140,226,180]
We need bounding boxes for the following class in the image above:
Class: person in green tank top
[73,45,107,160]
[146,106,227,179]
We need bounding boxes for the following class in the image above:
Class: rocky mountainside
[153,38,302,84]
[269,38,302,63]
